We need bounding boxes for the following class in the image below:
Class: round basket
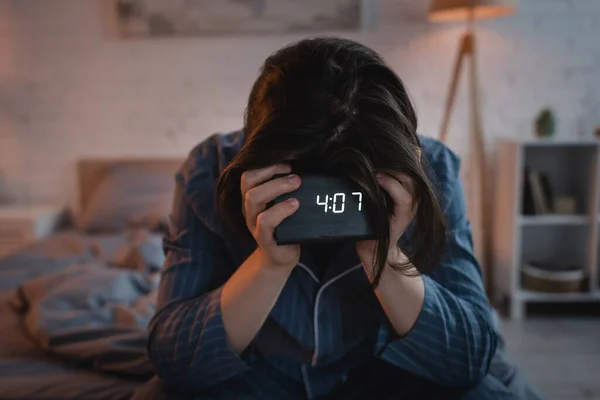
[521,262,585,293]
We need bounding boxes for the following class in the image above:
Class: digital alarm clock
[269,174,379,245]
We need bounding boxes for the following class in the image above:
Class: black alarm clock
[269,174,378,245]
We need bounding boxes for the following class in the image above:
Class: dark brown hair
[215,37,447,287]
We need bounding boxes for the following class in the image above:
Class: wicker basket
[521,262,585,293]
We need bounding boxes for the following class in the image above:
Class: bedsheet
[0,230,165,399]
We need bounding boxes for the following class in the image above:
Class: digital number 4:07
[316,192,362,213]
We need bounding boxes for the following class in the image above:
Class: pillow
[78,166,174,233]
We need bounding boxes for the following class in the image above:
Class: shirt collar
[298,241,362,283]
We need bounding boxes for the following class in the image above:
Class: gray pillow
[78,166,174,233]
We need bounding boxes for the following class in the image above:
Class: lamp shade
[429,0,516,22]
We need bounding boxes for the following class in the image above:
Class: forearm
[149,287,243,391]
[221,248,295,354]
[371,260,425,337]
[376,275,497,386]
[148,250,293,390]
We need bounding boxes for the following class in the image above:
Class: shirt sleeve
[147,174,252,392]
[377,175,498,388]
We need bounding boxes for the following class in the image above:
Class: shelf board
[499,138,599,147]
[519,214,590,226]
[518,290,600,303]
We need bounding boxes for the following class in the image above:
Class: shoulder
[177,130,245,186]
[176,130,245,230]
[418,135,462,208]
[419,135,461,182]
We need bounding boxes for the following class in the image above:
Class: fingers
[242,166,301,232]
[241,164,292,196]
[255,198,299,244]
[376,172,416,217]
[244,175,300,230]
[384,172,416,198]
[244,174,301,229]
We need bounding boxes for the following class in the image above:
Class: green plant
[535,108,556,138]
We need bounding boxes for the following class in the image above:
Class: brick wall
[0,0,599,210]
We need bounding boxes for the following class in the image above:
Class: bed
[0,158,182,399]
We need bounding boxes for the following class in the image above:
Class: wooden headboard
[77,158,184,212]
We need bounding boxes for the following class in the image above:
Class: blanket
[2,230,165,381]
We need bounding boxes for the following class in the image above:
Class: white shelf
[518,290,600,303]
[498,138,599,148]
[519,214,590,226]
[492,140,600,320]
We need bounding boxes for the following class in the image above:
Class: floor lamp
[428,0,516,294]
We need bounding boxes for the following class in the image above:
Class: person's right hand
[241,164,301,269]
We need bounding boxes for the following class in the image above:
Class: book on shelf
[523,168,554,215]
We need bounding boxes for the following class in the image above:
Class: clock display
[270,174,376,244]
[316,192,363,213]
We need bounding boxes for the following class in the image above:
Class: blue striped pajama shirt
[147,130,501,399]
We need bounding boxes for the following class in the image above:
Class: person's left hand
[356,172,417,276]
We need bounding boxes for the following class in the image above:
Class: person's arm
[148,166,301,392]
[220,166,301,354]
[220,246,294,354]
[148,175,253,392]
[375,176,497,388]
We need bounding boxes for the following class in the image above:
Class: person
[144,38,541,400]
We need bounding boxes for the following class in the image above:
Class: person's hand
[356,172,417,274]
[241,164,301,269]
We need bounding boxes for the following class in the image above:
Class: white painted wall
[0,0,599,211]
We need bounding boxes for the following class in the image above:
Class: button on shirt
[148,130,497,399]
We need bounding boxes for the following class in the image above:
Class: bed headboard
[77,158,184,212]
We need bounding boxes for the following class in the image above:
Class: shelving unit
[492,139,600,320]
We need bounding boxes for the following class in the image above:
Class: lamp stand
[439,24,493,295]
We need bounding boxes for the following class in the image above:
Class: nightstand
[0,204,66,258]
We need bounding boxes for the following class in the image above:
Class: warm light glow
[429,0,516,22]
